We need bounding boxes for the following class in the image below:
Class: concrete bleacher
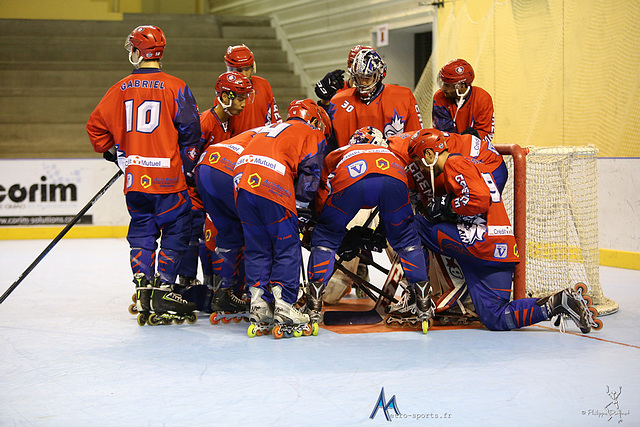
[0,13,307,159]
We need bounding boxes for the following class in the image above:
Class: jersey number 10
[125,99,161,134]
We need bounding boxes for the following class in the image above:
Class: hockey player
[223,44,282,136]
[405,130,597,333]
[195,127,259,322]
[314,44,374,107]
[322,48,423,151]
[86,25,201,325]
[176,71,254,311]
[234,99,329,338]
[306,127,435,331]
[432,58,495,144]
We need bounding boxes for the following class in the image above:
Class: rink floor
[0,237,638,426]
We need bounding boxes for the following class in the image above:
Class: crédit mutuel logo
[369,387,400,421]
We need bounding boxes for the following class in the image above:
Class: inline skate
[247,287,274,337]
[544,283,602,333]
[145,275,198,326]
[272,285,316,338]
[210,286,249,325]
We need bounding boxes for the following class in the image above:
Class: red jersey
[196,129,257,177]
[199,107,232,149]
[87,68,201,194]
[229,75,281,136]
[328,84,423,148]
[441,154,518,263]
[315,143,407,212]
[234,120,325,213]
[432,86,495,143]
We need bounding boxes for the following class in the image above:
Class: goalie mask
[224,44,257,76]
[350,49,387,102]
[347,44,374,72]
[348,126,387,148]
[215,71,254,115]
[125,25,166,68]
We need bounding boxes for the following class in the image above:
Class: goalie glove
[314,69,345,101]
[424,193,457,223]
[296,207,314,233]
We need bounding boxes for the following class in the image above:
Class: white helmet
[350,49,387,102]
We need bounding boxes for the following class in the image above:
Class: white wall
[597,158,640,253]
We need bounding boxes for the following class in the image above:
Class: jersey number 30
[125,99,161,133]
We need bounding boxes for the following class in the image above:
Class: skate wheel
[209,313,219,325]
[592,318,603,331]
[284,331,293,338]
[272,325,283,339]
[174,318,185,325]
[583,295,593,307]
[147,314,160,326]
[221,316,232,324]
[233,317,242,323]
[421,319,430,335]
[248,324,257,338]
[312,322,319,336]
[575,282,588,294]
[186,313,198,324]
[293,330,303,338]
[137,313,147,326]
[301,324,312,336]
[128,303,138,315]
[131,293,137,303]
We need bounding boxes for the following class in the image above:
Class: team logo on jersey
[457,216,486,246]
[205,229,212,242]
[382,111,406,137]
[347,160,367,178]
[141,175,152,188]
[187,147,198,162]
[376,158,389,170]
[126,173,133,189]
[493,243,508,259]
[514,243,519,258]
[248,173,261,188]
[208,152,221,164]
[233,173,242,192]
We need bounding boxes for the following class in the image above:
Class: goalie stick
[0,169,123,305]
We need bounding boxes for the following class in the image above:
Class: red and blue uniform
[234,120,325,304]
[309,143,427,285]
[87,67,202,283]
[326,84,423,151]
[196,129,257,290]
[414,154,547,330]
[432,86,495,143]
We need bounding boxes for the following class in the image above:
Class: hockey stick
[0,169,123,305]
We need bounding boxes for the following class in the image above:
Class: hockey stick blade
[323,308,382,326]
[0,169,123,305]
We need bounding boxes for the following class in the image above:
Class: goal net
[500,145,618,315]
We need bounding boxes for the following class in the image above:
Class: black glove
[314,69,345,101]
[337,227,362,261]
[461,127,480,139]
[103,148,117,163]
[297,207,313,232]
[362,224,387,253]
[424,193,457,223]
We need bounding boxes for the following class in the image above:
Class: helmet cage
[350,50,387,101]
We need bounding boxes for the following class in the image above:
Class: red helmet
[224,44,255,70]
[286,99,328,133]
[317,106,332,137]
[125,25,166,60]
[439,58,475,85]
[347,44,374,71]
[407,128,448,160]
[215,71,254,99]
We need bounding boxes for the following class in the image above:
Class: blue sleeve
[294,139,325,206]
[432,101,458,134]
[175,85,203,174]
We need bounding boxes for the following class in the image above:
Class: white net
[502,146,618,315]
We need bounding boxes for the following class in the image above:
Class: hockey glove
[103,146,117,163]
[297,207,314,232]
[314,69,345,101]
[424,193,457,223]
[337,227,362,261]
[361,224,387,253]
[461,127,480,139]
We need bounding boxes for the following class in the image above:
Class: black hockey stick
[0,169,123,305]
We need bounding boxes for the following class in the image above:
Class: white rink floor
[0,238,639,426]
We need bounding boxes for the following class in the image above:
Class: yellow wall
[0,0,199,20]
[431,0,640,157]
